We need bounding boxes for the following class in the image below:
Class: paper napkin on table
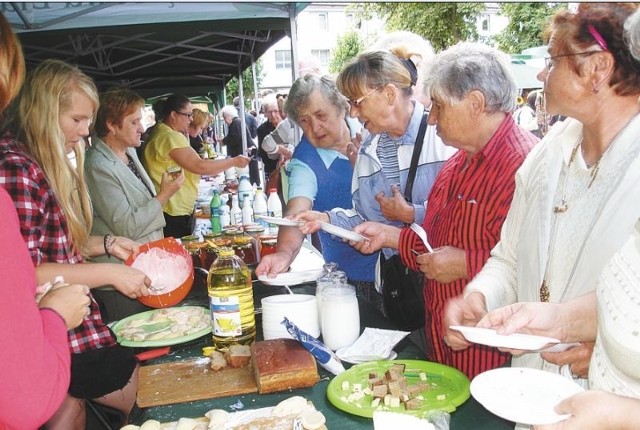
[337,328,409,362]
[373,411,436,430]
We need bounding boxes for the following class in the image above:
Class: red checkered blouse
[0,137,116,354]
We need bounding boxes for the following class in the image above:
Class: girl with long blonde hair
[0,59,152,429]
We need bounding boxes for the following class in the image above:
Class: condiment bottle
[238,175,253,208]
[208,247,256,348]
[267,187,283,233]
[241,192,254,225]
[230,193,242,226]
[252,187,268,228]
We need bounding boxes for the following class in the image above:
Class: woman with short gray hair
[347,41,538,378]
[425,42,517,114]
[255,74,379,303]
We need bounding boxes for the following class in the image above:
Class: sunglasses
[176,111,193,118]
[347,86,381,108]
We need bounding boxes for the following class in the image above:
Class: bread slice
[209,350,227,371]
[225,344,252,368]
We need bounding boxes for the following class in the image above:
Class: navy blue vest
[291,137,377,281]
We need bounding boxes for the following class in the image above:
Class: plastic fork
[409,223,434,253]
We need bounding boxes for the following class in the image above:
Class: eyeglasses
[265,109,279,115]
[544,51,599,70]
[347,86,381,108]
[176,111,193,118]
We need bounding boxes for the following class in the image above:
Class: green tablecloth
[129,280,514,429]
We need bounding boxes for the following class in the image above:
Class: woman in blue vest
[255,75,378,302]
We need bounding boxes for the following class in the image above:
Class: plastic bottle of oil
[207,247,256,348]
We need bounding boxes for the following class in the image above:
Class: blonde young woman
[0,60,152,429]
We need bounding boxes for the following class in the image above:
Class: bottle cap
[217,247,235,257]
[269,188,277,193]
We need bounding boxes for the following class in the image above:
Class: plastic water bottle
[220,204,231,228]
[252,187,268,228]
[209,189,222,234]
[230,193,242,226]
[238,175,253,209]
[208,247,256,348]
[241,193,254,225]
[267,187,283,233]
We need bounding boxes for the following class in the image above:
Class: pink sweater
[0,188,70,429]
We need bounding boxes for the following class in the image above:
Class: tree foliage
[355,2,484,52]
[226,59,263,106]
[329,31,364,74]
[494,3,565,54]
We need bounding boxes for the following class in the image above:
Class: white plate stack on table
[261,294,320,340]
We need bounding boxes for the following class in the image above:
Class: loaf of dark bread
[250,339,319,394]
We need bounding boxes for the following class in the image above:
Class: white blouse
[590,220,640,397]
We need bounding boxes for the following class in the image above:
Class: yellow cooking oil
[207,247,256,348]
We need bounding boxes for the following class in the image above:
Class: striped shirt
[376,132,403,188]
[398,115,538,379]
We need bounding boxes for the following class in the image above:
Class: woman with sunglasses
[445,3,640,392]
[296,46,454,315]
[144,95,250,238]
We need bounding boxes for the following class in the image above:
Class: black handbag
[380,109,428,332]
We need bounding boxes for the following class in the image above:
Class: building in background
[259,3,512,95]
[259,3,382,94]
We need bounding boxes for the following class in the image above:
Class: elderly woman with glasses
[297,46,454,315]
[445,3,640,390]
[255,75,379,296]
[144,95,250,238]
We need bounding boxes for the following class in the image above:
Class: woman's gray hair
[285,74,348,125]
[625,9,640,62]
[220,104,238,119]
[424,42,517,113]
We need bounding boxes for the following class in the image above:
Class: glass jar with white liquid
[320,284,359,351]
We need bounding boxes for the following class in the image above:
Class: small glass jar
[258,236,277,259]
[233,234,257,265]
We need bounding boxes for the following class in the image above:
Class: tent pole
[237,63,247,155]
[288,3,301,146]
[251,54,259,113]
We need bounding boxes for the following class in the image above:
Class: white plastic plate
[471,367,584,425]
[318,221,366,242]
[450,325,560,350]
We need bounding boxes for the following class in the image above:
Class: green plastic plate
[326,359,470,418]
[111,306,211,348]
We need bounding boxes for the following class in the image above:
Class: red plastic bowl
[125,237,194,308]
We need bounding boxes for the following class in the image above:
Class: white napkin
[373,411,435,430]
[337,328,409,362]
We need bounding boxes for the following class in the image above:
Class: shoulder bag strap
[404,109,429,203]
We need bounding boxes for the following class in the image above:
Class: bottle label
[209,295,242,336]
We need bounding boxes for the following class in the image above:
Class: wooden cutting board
[137,357,258,408]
